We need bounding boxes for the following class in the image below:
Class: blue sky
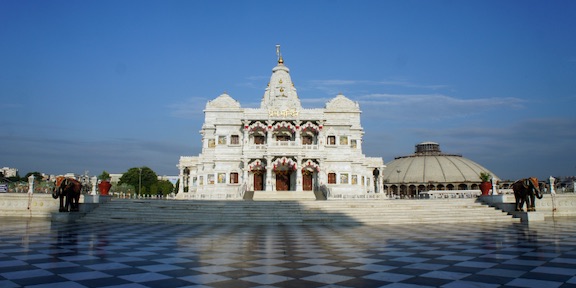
[1,0,575,180]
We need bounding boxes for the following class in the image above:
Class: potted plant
[479,172,492,196]
[98,171,112,196]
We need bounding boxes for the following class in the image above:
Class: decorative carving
[272,121,296,132]
[247,121,267,132]
[325,94,358,110]
[272,157,297,171]
[206,93,241,109]
[301,121,320,132]
[268,108,299,118]
[302,160,320,172]
[248,159,266,171]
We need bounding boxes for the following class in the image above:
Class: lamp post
[138,168,142,199]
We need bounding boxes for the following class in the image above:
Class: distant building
[177,47,385,200]
[109,174,123,184]
[382,142,500,198]
[1,167,18,178]
[108,174,177,185]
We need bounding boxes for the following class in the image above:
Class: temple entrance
[303,170,313,191]
[254,171,264,191]
[275,170,291,191]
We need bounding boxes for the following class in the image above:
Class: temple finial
[276,44,283,64]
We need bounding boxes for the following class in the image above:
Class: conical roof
[260,45,301,110]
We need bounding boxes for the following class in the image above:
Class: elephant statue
[52,176,82,212]
[512,177,543,212]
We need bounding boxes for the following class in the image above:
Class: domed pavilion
[382,142,499,198]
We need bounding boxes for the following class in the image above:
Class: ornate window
[351,139,357,148]
[208,139,215,148]
[218,136,226,145]
[217,173,226,184]
[230,135,240,145]
[230,172,239,184]
[327,136,336,145]
[340,136,348,145]
[328,173,336,184]
[276,134,291,141]
[340,173,349,184]
[254,135,265,145]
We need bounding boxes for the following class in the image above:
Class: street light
[138,168,142,198]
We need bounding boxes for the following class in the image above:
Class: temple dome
[206,93,241,109]
[382,142,499,184]
[325,94,359,111]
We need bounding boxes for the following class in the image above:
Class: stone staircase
[79,198,518,225]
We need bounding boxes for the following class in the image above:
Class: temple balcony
[243,141,323,158]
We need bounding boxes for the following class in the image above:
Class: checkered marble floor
[2,218,576,288]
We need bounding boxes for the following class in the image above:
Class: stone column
[266,156,273,191]
[550,176,558,212]
[243,120,250,145]
[91,176,98,195]
[266,120,274,145]
[242,158,249,189]
[178,168,184,194]
[377,169,382,194]
[295,120,301,145]
[491,177,498,195]
[27,175,34,194]
[317,121,325,150]
[318,159,326,186]
[296,156,303,191]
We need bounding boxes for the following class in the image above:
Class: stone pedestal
[253,191,316,201]
[512,211,545,223]
[84,194,99,203]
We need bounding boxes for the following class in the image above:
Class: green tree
[113,183,135,196]
[118,167,158,196]
[174,179,180,193]
[7,171,21,183]
[150,180,174,196]
[24,172,43,182]
[98,171,111,181]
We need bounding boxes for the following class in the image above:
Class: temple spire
[276,44,283,64]
[260,44,300,109]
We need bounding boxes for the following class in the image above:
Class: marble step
[80,198,516,225]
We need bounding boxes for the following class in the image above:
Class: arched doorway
[275,169,291,191]
[409,185,417,198]
[272,157,297,191]
[373,168,380,193]
[302,170,313,191]
[253,170,265,191]
[301,160,320,192]
[248,159,266,191]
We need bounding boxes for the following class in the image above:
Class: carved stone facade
[177,50,384,200]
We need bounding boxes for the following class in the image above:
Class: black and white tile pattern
[1,218,576,287]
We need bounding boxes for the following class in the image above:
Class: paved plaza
[1,217,576,288]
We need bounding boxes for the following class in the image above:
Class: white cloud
[168,97,208,119]
[357,93,526,121]
[307,79,451,92]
